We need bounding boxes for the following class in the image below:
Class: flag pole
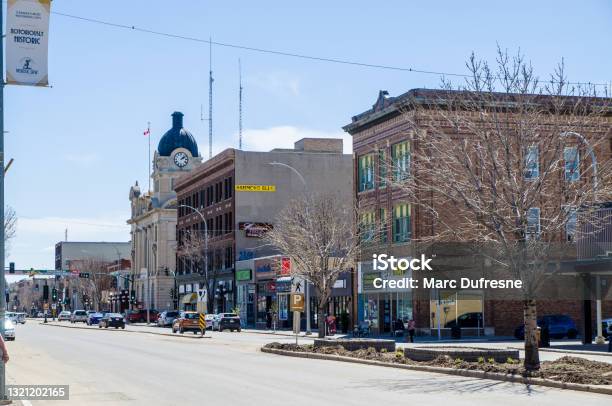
[147,121,151,192]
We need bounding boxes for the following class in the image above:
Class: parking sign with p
[290,293,305,312]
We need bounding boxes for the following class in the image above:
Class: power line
[51,10,610,88]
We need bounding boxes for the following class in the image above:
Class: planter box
[314,338,396,352]
[404,346,519,362]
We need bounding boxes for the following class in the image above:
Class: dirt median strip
[39,322,210,339]
[261,347,612,396]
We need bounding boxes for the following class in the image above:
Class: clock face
[174,152,189,168]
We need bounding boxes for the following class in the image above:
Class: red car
[126,309,159,323]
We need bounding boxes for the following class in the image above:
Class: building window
[392,141,410,182]
[526,207,540,239]
[564,146,580,182]
[378,150,387,188]
[380,208,388,243]
[360,211,376,243]
[358,154,374,191]
[393,203,411,243]
[225,246,234,269]
[524,145,539,179]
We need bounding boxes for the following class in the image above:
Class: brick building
[174,138,353,325]
[344,88,612,337]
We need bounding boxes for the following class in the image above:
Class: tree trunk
[317,307,326,338]
[523,299,540,371]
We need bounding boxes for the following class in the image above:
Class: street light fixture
[268,161,312,335]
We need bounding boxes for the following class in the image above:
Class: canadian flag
[143,128,150,136]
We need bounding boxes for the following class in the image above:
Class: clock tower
[152,111,203,207]
[128,111,202,312]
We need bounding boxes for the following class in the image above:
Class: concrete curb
[39,322,209,339]
[261,347,612,396]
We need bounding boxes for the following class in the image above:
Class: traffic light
[130,289,136,303]
[51,288,58,302]
[9,262,15,274]
[43,285,49,300]
[78,272,90,279]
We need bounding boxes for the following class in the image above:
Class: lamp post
[268,162,312,335]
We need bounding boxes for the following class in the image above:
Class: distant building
[55,241,130,271]
[128,111,203,311]
[174,137,353,327]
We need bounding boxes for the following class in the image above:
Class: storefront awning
[181,293,197,304]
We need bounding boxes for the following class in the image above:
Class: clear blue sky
[5,0,612,270]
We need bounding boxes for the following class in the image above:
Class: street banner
[6,0,51,86]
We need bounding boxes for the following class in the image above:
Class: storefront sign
[239,222,273,238]
[276,279,292,293]
[236,269,252,282]
[362,272,381,291]
[254,257,278,279]
[6,0,51,86]
[280,257,291,276]
[235,185,276,192]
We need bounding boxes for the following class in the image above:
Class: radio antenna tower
[238,59,243,150]
[208,37,214,159]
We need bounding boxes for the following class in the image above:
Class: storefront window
[430,290,483,330]
[278,294,288,321]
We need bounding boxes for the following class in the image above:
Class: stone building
[128,111,202,312]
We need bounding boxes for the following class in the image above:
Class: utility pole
[0,3,7,401]
[238,58,243,150]
[208,38,213,159]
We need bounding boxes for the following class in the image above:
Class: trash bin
[451,326,461,339]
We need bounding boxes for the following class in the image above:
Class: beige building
[128,112,202,312]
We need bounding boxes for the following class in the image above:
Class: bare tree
[4,206,17,257]
[178,230,217,312]
[74,258,112,311]
[265,193,360,338]
[393,47,612,371]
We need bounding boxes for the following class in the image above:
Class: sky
[4,0,612,272]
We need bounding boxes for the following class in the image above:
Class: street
[3,322,610,405]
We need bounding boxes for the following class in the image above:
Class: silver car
[157,311,180,327]
[70,310,88,323]
[2,318,15,341]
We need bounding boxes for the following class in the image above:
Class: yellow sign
[235,185,276,192]
[198,313,206,331]
[290,293,305,312]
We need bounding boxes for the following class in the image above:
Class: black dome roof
[157,112,199,157]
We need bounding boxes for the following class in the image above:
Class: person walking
[407,319,416,343]
[0,335,9,363]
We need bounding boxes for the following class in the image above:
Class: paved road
[4,322,611,405]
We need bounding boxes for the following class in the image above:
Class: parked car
[58,311,71,321]
[2,318,15,341]
[99,313,126,329]
[602,318,612,338]
[87,312,106,325]
[514,314,578,340]
[172,311,203,335]
[126,309,159,323]
[6,312,17,323]
[70,310,88,324]
[157,311,180,327]
[213,313,241,332]
[16,313,26,324]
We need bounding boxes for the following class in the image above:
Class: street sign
[198,313,206,334]
[290,293,305,312]
[197,288,207,303]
